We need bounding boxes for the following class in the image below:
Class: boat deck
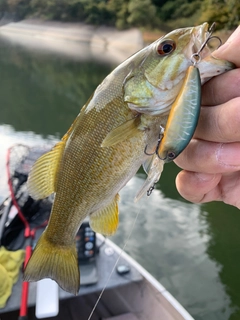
[103,313,138,320]
[0,233,193,320]
[0,232,143,319]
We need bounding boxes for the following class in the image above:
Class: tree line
[1,0,239,30]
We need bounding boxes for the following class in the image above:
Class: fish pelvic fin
[90,194,120,236]
[101,117,141,148]
[23,232,80,295]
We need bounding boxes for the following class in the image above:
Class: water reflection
[114,177,233,320]
[0,36,239,320]
[201,202,240,319]
[0,36,113,136]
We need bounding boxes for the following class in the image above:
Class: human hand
[175,26,240,208]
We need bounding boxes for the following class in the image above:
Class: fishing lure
[157,64,201,162]
[136,64,201,200]
[139,22,223,198]
[143,64,201,162]
[144,22,221,162]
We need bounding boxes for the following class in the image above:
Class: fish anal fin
[101,117,141,148]
[90,194,120,236]
[24,232,80,295]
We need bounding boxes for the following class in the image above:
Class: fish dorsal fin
[101,116,141,148]
[89,194,120,236]
[27,119,77,200]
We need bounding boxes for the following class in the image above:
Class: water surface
[0,37,240,320]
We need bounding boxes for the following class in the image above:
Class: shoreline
[0,19,234,63]
[0,19,144,64]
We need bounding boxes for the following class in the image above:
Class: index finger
[201,68,240,106]
[201,26,240,106]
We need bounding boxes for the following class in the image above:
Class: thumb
[212,26,240,67]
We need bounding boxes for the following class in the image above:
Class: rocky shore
[0,19,144,63]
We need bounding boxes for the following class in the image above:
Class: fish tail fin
[23,232,80,295]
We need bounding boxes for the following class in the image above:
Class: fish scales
[24,23,234,294]
[49,104,145,245]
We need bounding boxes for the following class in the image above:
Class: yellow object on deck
[0,247,25,308]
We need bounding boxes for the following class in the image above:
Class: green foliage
[158,0,201,23]
[0,0,238,30]
[199,0,240,30]
[127,0,157,28]
[107,0,129,29]
[6,0,31,19]
[82,1,114,25]
[0,37,112,135]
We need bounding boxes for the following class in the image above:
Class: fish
[24,23,234,295]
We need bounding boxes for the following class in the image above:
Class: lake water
[0,36,240,320]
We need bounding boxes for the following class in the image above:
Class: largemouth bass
[24,23,234,294]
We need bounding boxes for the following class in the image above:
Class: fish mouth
[189,22,214,60]
[191,22,209,56]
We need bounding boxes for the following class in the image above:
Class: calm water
[0,37,240,320]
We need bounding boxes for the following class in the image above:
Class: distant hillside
[1,0,239,31]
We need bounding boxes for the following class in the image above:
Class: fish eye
[157,40,176,56]
[167,151,176,160]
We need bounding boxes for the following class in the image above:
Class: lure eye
[167,151,176,160]
[157,40,176,56]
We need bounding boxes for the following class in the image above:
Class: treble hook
[198,22,216,54]
[147,184,155,196]
[144,126,164,156]
[208,21,216,34]
[207,35,222,49]
[191,22,222,66]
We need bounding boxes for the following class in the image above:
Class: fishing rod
[6,146,32,320]
[5,145,48,320]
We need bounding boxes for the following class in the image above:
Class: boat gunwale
[98,234,194,320]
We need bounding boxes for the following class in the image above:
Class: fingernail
[195,172,216,182]
[216,143,240,166]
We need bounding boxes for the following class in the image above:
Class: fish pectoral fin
[101,116,141,148]
[24,232,80,295]
[90,194,120,236]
